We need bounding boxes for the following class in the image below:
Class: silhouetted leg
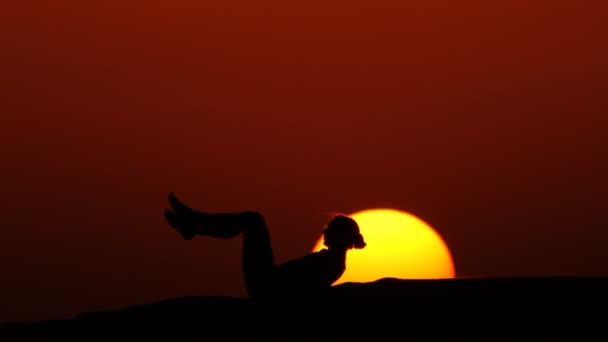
[165,193,244,239]
[240,212,275,297]
[164,195,275,296]
[178,211,275,297]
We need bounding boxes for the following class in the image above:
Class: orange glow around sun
[312,209,455,284]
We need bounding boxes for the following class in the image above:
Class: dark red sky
[1,0,607,322]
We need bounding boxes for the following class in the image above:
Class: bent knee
[240,211,266,229]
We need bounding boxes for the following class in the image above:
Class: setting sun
[313,209,455,284]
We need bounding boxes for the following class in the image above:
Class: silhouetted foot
[168,192,205,219]
[164,192,210,240]
[165,192,246,239]
[164,209,195,240]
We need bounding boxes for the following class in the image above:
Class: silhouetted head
[323,215,366,250]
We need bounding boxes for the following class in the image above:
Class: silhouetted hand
[164,192,203,240]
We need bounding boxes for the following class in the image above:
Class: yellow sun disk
[312,209,455,284]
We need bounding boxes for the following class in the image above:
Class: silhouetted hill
[2,277,606,338]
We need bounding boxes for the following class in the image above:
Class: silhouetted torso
[269,248,346,294]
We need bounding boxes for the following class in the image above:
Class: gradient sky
[1,0,607,322]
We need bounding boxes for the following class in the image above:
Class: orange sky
[1,0,607,322]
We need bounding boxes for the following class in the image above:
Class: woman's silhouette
[164,192,366,297]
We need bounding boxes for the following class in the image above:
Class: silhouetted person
[164,192,366,297]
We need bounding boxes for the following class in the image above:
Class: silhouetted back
[270,248,346,295]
